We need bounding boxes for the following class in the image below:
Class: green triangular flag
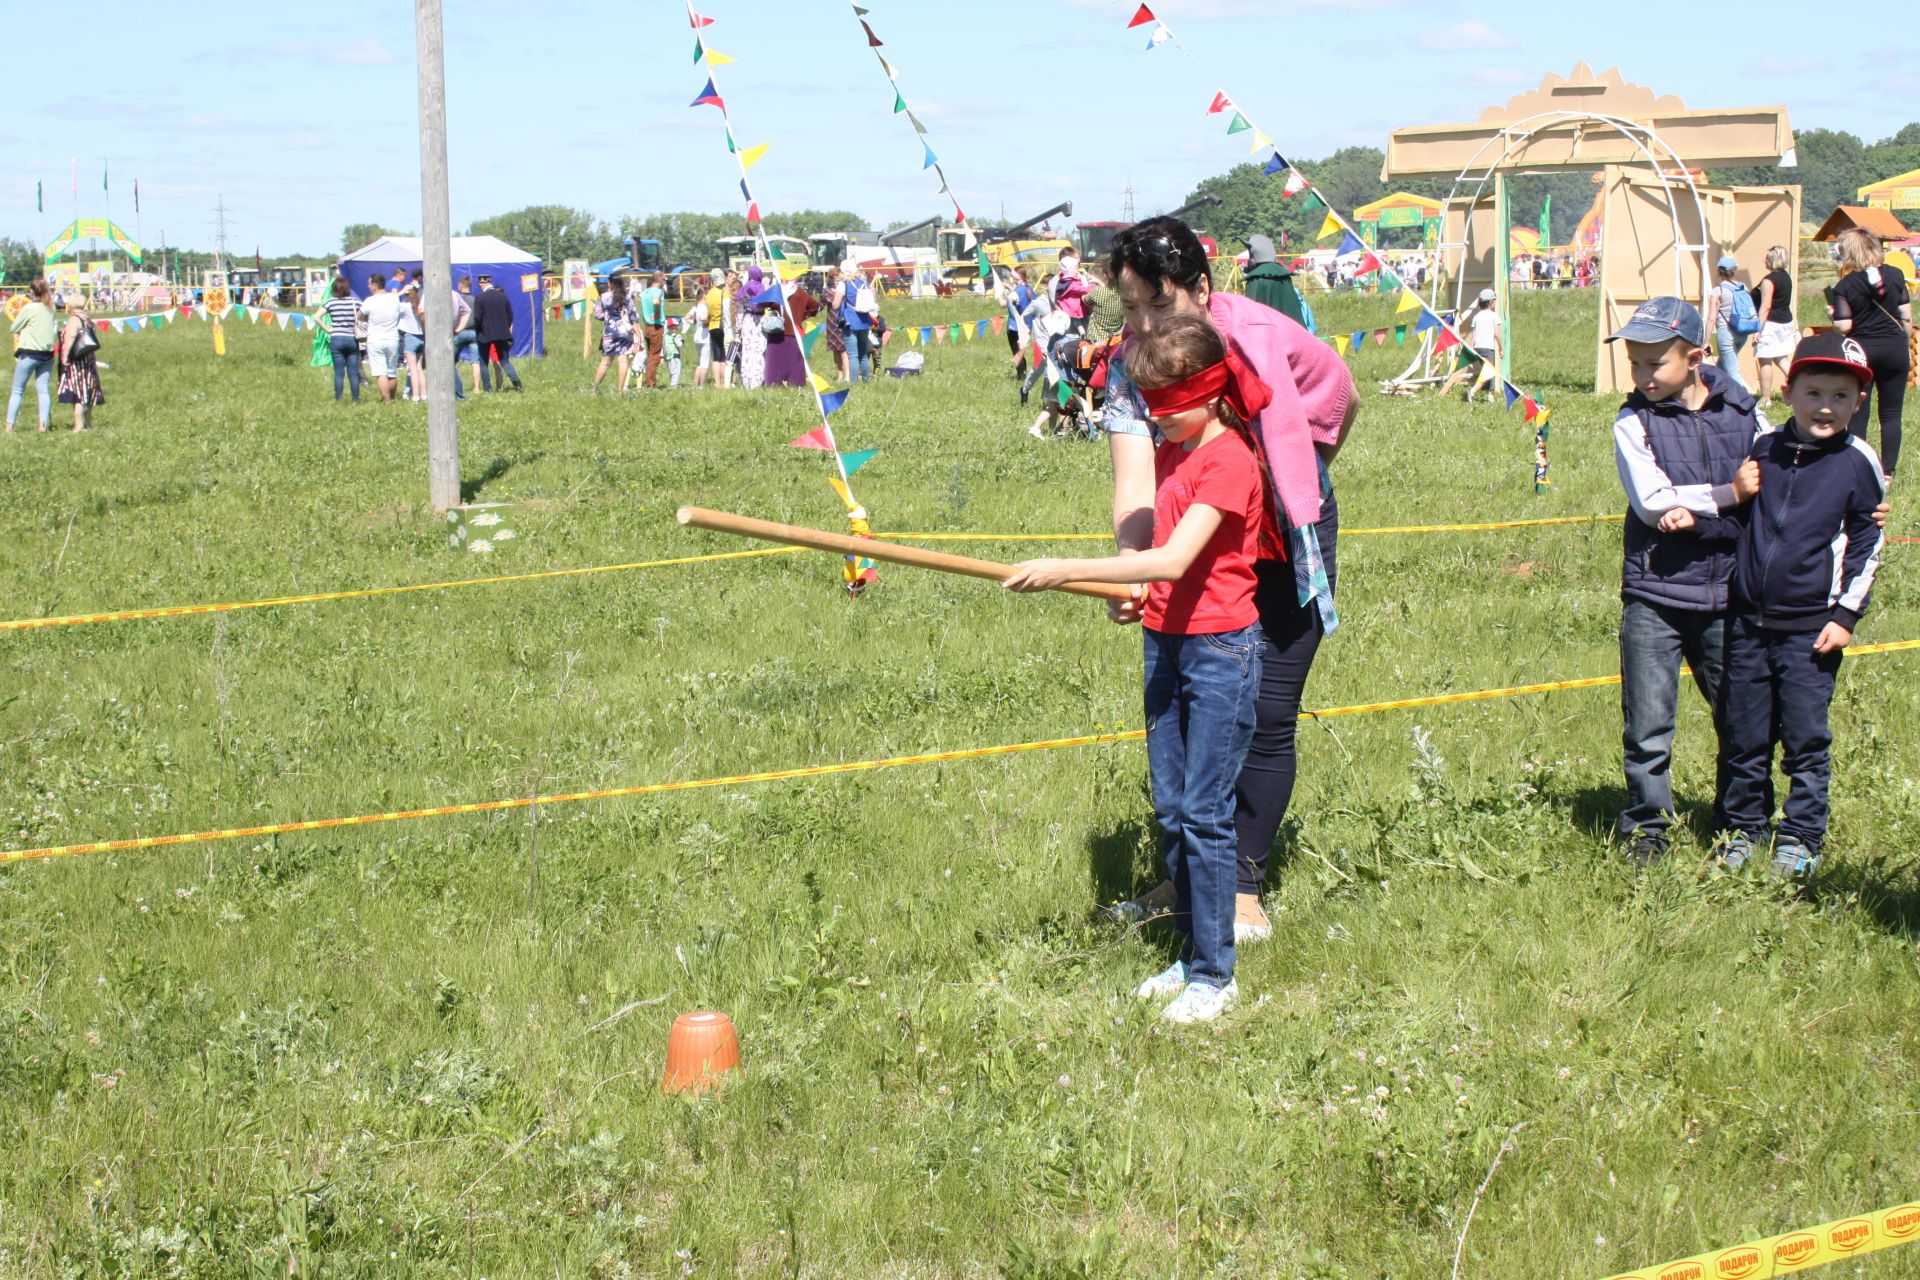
[802,325,823,357]
[977,247,990,279]
[1394,325,1407,345]
[693,37,704,62]
[842,448,879,476]
[1226,112,1252,135]
[892,89,906,114]
[1056,380,1072,408]
[726,130,736,153]
[769,242,786,261]
[948,323,961,342]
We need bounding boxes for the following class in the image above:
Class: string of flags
[1119,2,1555,491]
[691,1,881,592]
[89,304,317,335]
[846,1,991,282]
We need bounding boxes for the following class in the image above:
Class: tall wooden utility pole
[417,0,461,512]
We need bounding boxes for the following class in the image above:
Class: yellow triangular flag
[1317,212,1341,241]
[961,323,974,342]
[777,260,806,282]
[810,372,830,393]
[1334,334,1349,356]
[907,327,919,346]
[213,321,226,356]
[1249,131,1271,154]
[1396,289,1423,314]
[802,320,819,335]
[828,475,858,512]
[705,49,735,65]
[739,142,768,170]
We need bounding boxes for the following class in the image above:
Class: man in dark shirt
[473,274,523,393]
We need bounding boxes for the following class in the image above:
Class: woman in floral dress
[591,276,638,393]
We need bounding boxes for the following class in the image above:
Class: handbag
[760,310,786,336]
[66,320,100,360]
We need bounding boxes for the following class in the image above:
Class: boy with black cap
[1606,296,1766,866]
[1715,333,1887,880]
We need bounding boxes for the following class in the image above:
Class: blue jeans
[1721,616,1841,852]
[1619,598,1731,841]
[7,352,54,426]
[1715,326,1748,390]
[329,336,362,401]
[846,327,872,382]
[452,330,478,400]
[1144,623,1263,988]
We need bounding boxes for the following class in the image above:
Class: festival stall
[336,234,545,358]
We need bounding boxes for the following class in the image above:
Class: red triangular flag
[861,18,883,46]
[1206,91,1231,115]
[1523,397,1540,423]
[746,202,762,224]
[687,5,712,28]
[1126,4,1156,27]
[1434,328,1460,353]
[1373,328,1387,346]
[1355,252,1381,275]
[789,426,833,450]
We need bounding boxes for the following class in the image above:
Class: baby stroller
[1040,331,1121,439]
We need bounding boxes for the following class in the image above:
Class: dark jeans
[1851,334,1908,477]
[1721,615,1841,852]
[481,340,520,390]
[1145,623,1264,989]
[1233,470,1338,892]
[329,335,362,401]
[1618,598,1731,841]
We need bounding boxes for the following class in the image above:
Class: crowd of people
[314,270,523,403]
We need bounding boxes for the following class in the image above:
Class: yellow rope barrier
[6,638,1915,867]
[1598,1198,1920,1280]
[0,515,1636,633]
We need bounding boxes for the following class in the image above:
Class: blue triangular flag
[919,326,933,343]
[690,78,723,108]
[1415,310,1440,334]
[975,319,989,337]
[1503,381,1520,409]
[842,448,878,475]
[821,388,850,416]
[1262,152,1285,177]
[922,142,938,169]
[749,284,782,308]
[740,178,751,201]
[1351,330,1366,351]
[1336,230,1365,256]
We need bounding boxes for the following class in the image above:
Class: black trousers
[1850,333,1908,477]
[1232,489,1338,894]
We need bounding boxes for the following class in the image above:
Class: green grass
[0,288,1916,1278]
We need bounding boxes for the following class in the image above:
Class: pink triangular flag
[789,426,833,450]
[1206,91,1231,115]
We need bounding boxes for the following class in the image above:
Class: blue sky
[4,0,1914,259]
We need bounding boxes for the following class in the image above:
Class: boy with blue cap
[1607,296,1767,866]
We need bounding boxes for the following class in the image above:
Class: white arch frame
[1388,110,1712,387]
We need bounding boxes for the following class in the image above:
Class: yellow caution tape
[1600,1198,1920,1280]
[6,638,1915,867]
[0,515,1635,634]
[0,547,804,632]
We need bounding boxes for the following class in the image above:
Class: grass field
[0,286,1916,1279]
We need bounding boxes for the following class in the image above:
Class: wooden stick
[676,506,1134,602]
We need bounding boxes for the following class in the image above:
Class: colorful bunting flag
[860,18,882,45]
[1145,25,1171,48]
[918,326,932,345]
[1335,231,1365,256]
[704,49,735,66]
[922,142,938,169]
[892,89,906,113]
[801,324,824,357]
[1261,152,1285,177]
[1350,330,1366,352]
[1354,252,1381,275]
[1316,213,1341,241]
[1396,289,1423,313]
[1503,381,1520,409]
[1248,131,1270,154]
[1226,112,1251,135]
[1206,91,1231,115]
[947,323,960,342]
[790,427,833,450]
[809,371,830,393]
[739,142,769,169]
[1414,309,1439,334]
[1394,325,1406,345]
[907,328,920,346]
[1522,397,1540,423]
[879,55,899,78]
[690,78,724,109]
[821,389,850,416]
[1334,335,1350,356]
[1373,329,1387,346]
[687,5,712,28]
[1126,3,1156,26]
[842,448,879,476]
[1434,327,1460,353]
[1281,169,1309,198]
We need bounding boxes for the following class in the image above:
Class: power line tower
[211,195,232,274]
[1123,176,1135,224]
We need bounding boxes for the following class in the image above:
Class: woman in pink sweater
[1101,217,1358,944]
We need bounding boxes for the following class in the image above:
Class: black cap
[1788,332,1874,387]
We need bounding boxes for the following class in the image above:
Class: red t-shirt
[1144,431,1265,634]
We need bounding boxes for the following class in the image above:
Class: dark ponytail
[1106,216,1210,302]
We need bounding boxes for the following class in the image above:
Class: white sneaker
[1028,417,1048,439]
[1161,979,1237,1024]
[1133,961,1187,1000]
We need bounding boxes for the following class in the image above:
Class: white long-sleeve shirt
[1613,400,1768,528]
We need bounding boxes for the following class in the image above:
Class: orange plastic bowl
[661,1011,741,1093]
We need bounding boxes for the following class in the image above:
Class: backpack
[1725,279,1760,335]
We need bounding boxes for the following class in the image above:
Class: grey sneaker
[1768,839,1821,881]
[1623,833,1668,868]
[1712,831,1757,871]
[1104,880,1176,926]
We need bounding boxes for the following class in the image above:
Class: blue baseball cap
[1606,296,1703,347]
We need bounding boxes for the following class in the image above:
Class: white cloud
[1747,56,1828,75]
[1417,21,1516,51]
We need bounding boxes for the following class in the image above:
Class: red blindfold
[1138,349,1273,423]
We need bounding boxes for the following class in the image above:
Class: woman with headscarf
[1100,217,1358,944]
[760,277,814,389]
[734,266,771,389]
